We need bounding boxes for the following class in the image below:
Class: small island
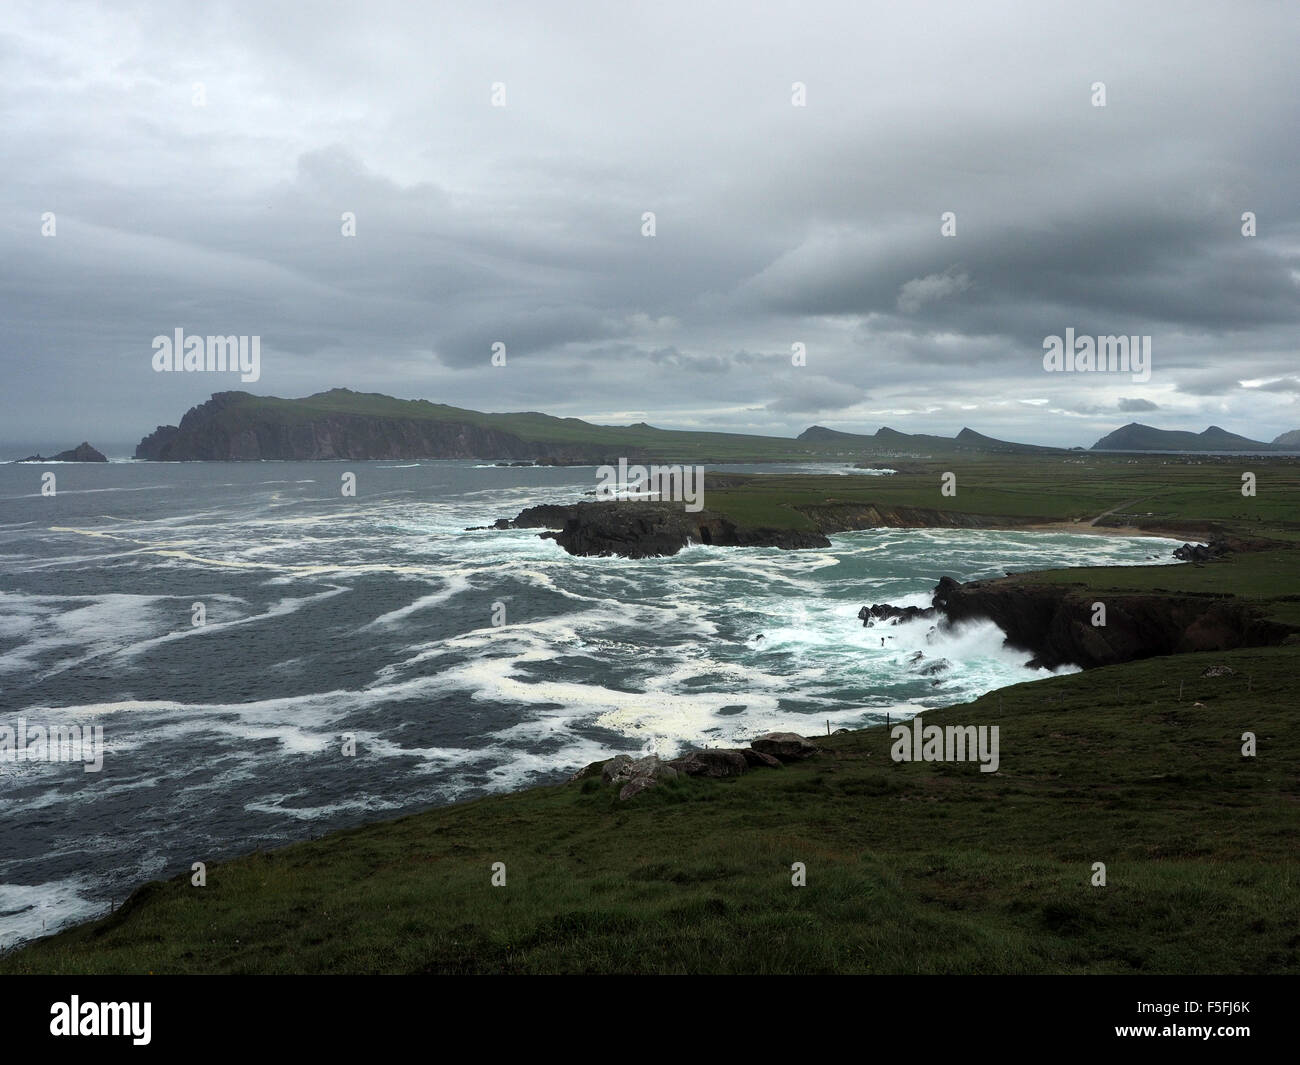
[15,441,108,462]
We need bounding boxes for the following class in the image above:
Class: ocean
[0,459,1183,946]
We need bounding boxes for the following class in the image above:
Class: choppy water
[0,460,1182,945]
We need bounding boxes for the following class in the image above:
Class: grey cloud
[3,0,1300,449]
[766,376,867,415]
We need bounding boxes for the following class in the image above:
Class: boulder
[613,755,679,800]
[671,748,749,778]
[600,755,636,785]
[618,776,660,801]
[740,747,784,769]
[628,754,677,780]
[569,758,609,782]
[750,732,819,762]
[1201,664,1238,678]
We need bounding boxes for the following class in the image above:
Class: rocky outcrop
[502,501,831,558]
[1167,537,1283,562]
[572,731,819,800]
[498,491,1069,559]
[674,749,749,778]
[741,748,784,769]
[927,574,1295,669]
[1173,541,1228,562]
[858,603,937,626]
[17,442,108,462]
[593,755,681,800]
[750,733,820,762]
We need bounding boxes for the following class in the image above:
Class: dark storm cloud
[2,0,1299,452]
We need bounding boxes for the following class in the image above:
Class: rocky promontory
[500,500,832,558]
[134,391,619,462]
[571,731,819,801]
[494,496,1062,558]
[860,571,1296,670]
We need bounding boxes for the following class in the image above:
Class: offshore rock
[17,442,108,462]
[503,501,831,559]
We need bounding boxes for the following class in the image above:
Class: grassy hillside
[176,389,837,461]
[1091,422,1295,452]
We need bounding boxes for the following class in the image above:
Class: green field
[699,453,1300,532]
[5,451,1298,974]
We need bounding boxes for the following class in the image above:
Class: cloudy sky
[3,0,1298,453]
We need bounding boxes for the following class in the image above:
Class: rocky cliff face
[134,392,619,462]
[929,575,1295,669]
[498,496,1053,559]
[505,501,831,558]
[135,412,550,461]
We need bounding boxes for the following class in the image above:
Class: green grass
[699,452,1300,533]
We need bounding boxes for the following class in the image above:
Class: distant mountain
[1091,423,1282,452]
[797,425,1061,455]
[800,425,942,450]
[1272,429,1300,448]
[953,427,1063,454]
[134,390,844,463]
[134,391,1081,462]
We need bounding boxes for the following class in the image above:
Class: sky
[3,0,1299,453]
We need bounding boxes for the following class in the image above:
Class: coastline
[9,637,1297,973]
[1021,520,1204,539]
[5,454,1295,968]
[6,522,1275,957]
